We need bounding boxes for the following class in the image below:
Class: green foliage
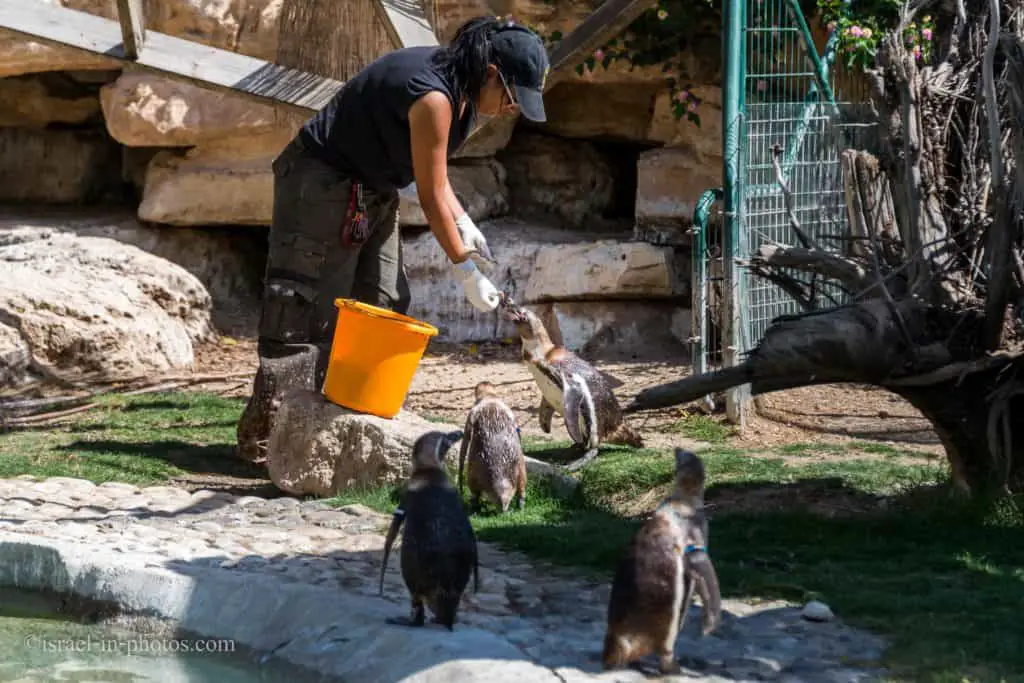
[817,0,936,69]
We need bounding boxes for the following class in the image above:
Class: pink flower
[913,45,922,59]
[827,21,836,31]
[848,25,863,38]
[922,28,933,40]
[675,90,688,102]
[593,49,605,60]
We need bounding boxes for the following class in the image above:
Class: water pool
[0,587,323,683]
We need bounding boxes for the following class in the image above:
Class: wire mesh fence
[692,0,877,393]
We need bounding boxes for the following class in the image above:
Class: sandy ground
[194,336,944,457]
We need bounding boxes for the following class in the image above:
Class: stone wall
[0,0,725,360]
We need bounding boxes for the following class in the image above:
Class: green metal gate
[690,0,872,422]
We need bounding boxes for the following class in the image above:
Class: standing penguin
[602,448,722,675]
[499,296,643,471]
[458,381,528,513]
[379,430,479,631]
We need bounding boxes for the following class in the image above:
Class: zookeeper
[236,15,551,461]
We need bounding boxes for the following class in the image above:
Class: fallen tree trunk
[626,296,1024,493]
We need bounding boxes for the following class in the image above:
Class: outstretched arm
[409,92,468,264]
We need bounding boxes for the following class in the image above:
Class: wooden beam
[0,0,344,114]
[115,0,145,60]
[373,0,438,49]
[545,0,658,90]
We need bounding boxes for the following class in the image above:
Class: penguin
[499,297,644,471]
[457,381,528,514]
[602,448,723,675]
[379,430,479,631]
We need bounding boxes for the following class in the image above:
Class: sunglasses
[497,70,517,107]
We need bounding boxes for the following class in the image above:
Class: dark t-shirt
[299,46,475,191]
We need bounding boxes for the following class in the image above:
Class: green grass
[668,413,736,442]
[0,392,260,486]
[2,392,1022,682]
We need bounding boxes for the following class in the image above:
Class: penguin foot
[658,655,682,675]
[565,448,599,472]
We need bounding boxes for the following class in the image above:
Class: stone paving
[0,476,888,681]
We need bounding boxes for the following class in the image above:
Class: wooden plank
[115,0,145,60]
[0,0,345,113]
[545,0,658,90]
[373,0,438,49]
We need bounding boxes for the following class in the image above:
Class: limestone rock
[454,114,519,158]
[802,600,836,622]
[530,301,691,359]
[402,218,602,342]
[138,132,292,226]
[523,240,687,302]
[499,132,615,229]
[0,74,103,128]
[0,128,122,204]
[399,159,509,227]
[0,225,214,384]
[635,146,722,232]
[0,322,30,387]
[58,210,266,336]
[0,28,121,77]
[648,85,724,162]
[100,72,304,148]
[539,81,664,142]
[266,389,463,497]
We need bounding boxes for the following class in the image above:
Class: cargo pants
[236,134,411,462]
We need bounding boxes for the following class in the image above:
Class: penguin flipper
[379,502,406,596]
[563,372,597,449]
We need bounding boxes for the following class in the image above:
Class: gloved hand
[455,213,495,267]
[452,258,501,313]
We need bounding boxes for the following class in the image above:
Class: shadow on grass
[57,441,264,479]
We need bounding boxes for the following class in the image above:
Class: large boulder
[530,301,691,359]
[0,225,215,384]
[498,131,616,229]
[0,28,121,77]
[0,74,104,128]
[398,158,509,227]
[402,218,600,342]
[0,322,30,387]
[137,132,292,226]
[99,72,304,148]
[0,127,123,204]
[523,240,688,302]
[266,389,463,497]
[635,146,722,236]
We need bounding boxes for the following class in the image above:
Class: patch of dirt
[109,336,953,497]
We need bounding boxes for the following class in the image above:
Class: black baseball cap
[490,23,550,122]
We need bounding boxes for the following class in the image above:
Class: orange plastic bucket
[322,298,438,418]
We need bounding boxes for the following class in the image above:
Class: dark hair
[431,15,502,102]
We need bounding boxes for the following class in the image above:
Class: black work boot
[236,339,319,462]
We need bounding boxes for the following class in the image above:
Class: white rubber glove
[455,212,495,266]
[453,258,501,313]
